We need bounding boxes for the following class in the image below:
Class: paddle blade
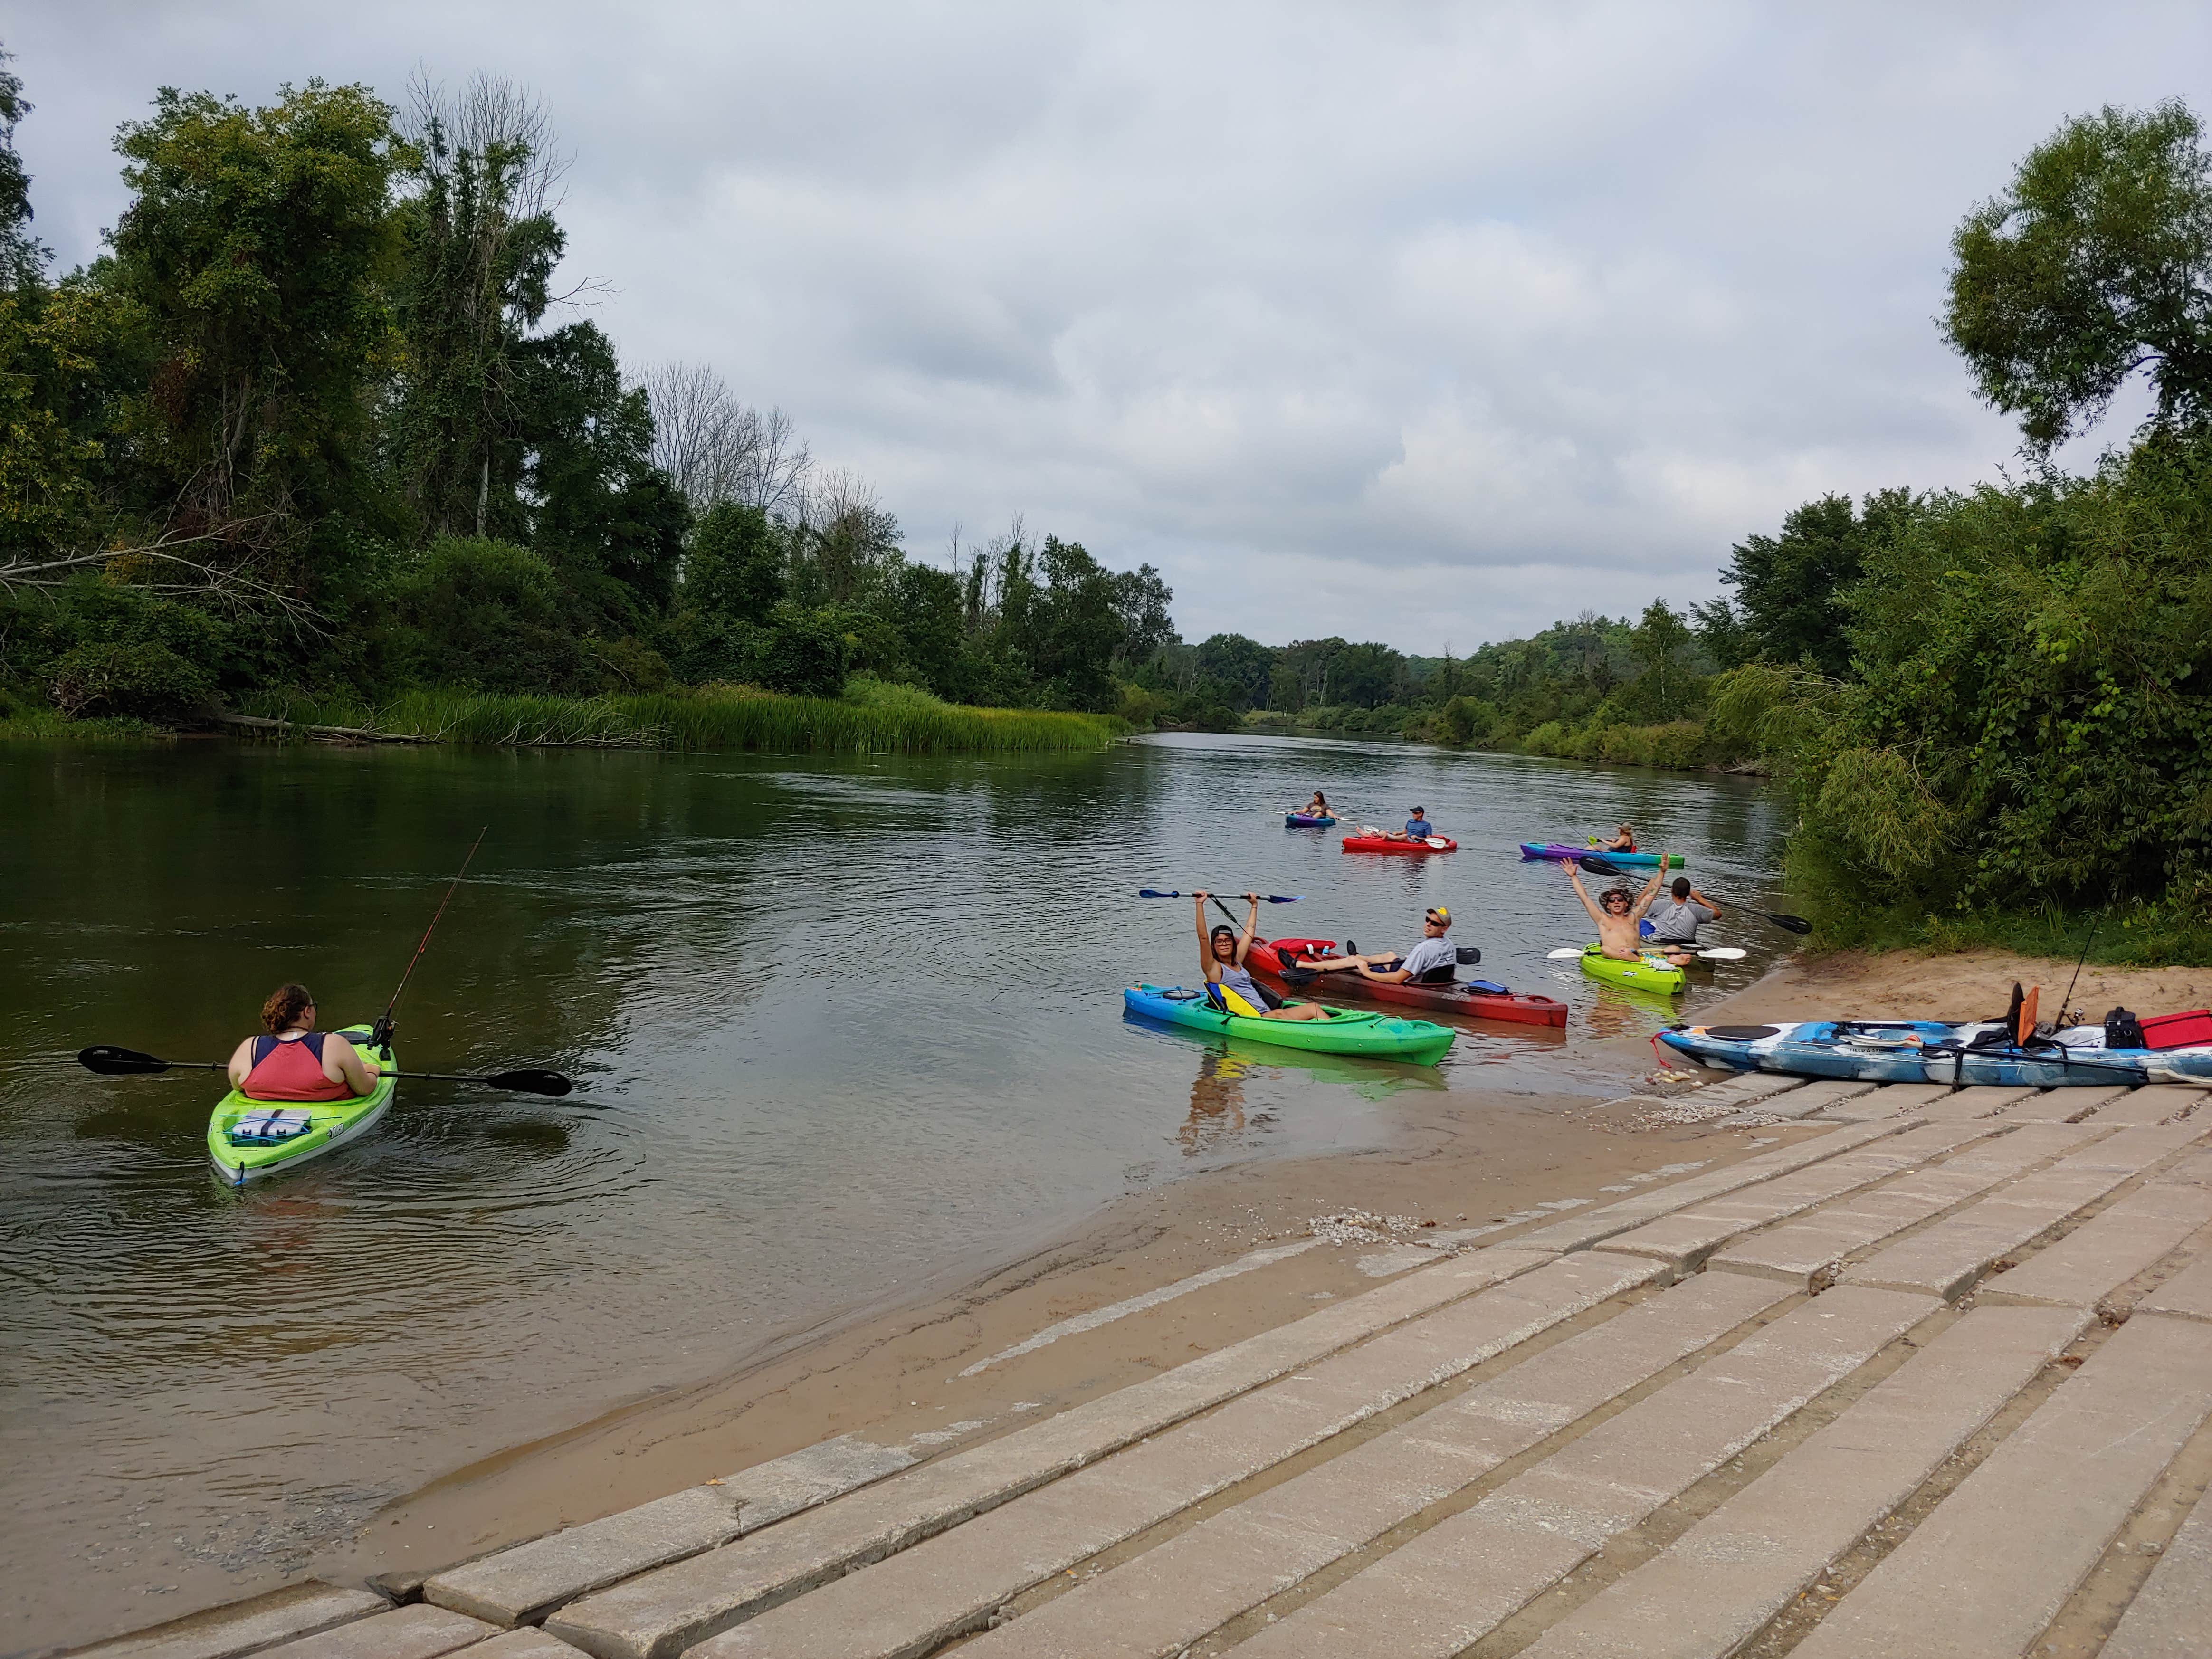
[1262,895,1302,904]
[483,1068,573,1097]
[1425,837,1449,849]
[1137,888,1182,899]
[1696,947,1748,961]
[1765,912,1815,935]
[1579,856,1622,877]
[1547,947,1586,960]
[78,1046,171,1076]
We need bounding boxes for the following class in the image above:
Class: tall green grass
[236,683,1125,754]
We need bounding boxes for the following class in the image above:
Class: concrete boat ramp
[69,1077,2212,1659]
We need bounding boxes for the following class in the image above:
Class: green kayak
[207,1024,395,1188]
[1124,985,1457,1065]
[1576,944,1686,995]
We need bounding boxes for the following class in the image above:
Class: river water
[0,732,1786,1650]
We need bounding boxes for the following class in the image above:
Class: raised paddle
[1138,889,1302,903]
[1547,946,1747,961]
[1576,855,1813,937]
[77,1046,574,1097]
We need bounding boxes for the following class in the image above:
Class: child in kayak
[1196,893,1332,1019]
[1566,860,1671,961]
[1646,877,1722,966]
[227,982,380,1101]
[1295,906,1461,984]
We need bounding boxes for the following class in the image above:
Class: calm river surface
[0,732,1786,1650]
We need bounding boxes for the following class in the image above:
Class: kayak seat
[1416,967,1457,984]
[1206,982,1268,1017]
[229,1108,315,1146]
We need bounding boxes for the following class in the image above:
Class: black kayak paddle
[1138,888,1302,903]
[77,1046,573,1097]
[1577,855,1813,936]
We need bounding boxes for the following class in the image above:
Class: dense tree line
[0,57,1173,724]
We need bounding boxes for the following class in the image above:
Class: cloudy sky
[11,2,2210,648]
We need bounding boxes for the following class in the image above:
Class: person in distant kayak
[1195,894,1332,1020]
[1300,792,1332,817]
[1596,822,1638,852]
[1566,860,1670,961]
[1646,877,1722,966]
[1296,906,1461,984]
[227,983,380,1101]
[1380,806,1440,842]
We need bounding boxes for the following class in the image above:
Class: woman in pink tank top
[226,983,380,1102]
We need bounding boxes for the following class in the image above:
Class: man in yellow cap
[1296,906,1462,985]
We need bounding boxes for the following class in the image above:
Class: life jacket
[242,1032,354,1102]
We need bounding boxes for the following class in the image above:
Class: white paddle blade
[1547,947,1587,960]
[1697,946,1748,960]
[1425,837,1449,849]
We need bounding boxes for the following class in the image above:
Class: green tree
[1193,631,1272,709]
[0,46,47,288]
[1621,598,1701,721]
[107,81,404,551]
[1711,489,1917,677]
[1945,99,2212,453]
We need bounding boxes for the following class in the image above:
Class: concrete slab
[555,1252,1655,1659]
[1815,1083,1954,1123]
[949,1272,1795,1659]
[1709,1123,2102,1289]
[256,1605,495,1659]
[461,1634,591,1657]
[1725,1078,1878,1121]
[1915,1085,2040,1122]
[2088,1085,2209,1126]
[429,1489,744,1626]
[2102,1480,2212,1659]
[1515,1304,2086,1659]
[67,1583,389,1659]
[1787,1313,2212,1659]
[2137,1251,2212,1323]
[2002,1085,2129,1123]
[1511,1121,1915,1254]
[1843,1123,2210,1300]
[716,1437,917,1533]
[1604,1122,2000,1278]
[1234,1286,1942,1659]
[1980,1185,2212,1309]
[1699,1075,1810,1106]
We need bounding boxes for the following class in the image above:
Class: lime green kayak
[1124,985,1456,1064]
[207,1024,395,1188]
[1576,944,1686,995]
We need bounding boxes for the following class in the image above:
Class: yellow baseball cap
[1427,906,1450,923]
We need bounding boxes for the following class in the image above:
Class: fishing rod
[372,826,487,1053]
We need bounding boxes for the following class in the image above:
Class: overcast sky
[11,2,2210,649]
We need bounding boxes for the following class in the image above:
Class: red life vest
[242,1032,354,1102]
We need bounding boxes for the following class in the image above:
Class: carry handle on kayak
[1578,855,1812,936]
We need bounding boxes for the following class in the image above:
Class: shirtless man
[1566,859,1670,961]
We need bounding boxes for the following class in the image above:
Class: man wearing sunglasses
[1566,858,1672,961]
[1295,906,1463,984]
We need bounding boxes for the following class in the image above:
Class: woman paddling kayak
[1195,893,1331,1020]
[226,983,380,1101]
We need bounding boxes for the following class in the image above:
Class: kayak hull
[1246,937,1568,1027]
[1285,813,1338,827]
[1123,985,1456,1064]
[1520,843,1684,868]
[1342,835,1457,854]
[1578,944,1687,994]
[206,1024,395,1187]
[1656,1020,2192,1087]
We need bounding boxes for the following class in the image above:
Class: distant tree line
[0,56,1174,724]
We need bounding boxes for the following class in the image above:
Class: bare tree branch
[0,524,329,637]
[640,361,814,515]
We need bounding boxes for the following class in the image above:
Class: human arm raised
[1564,861,1606,925]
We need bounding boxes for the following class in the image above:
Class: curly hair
[261,982,316,1033]
[1601,886,1636,907]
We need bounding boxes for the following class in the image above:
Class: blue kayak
[1657,1020,2168,1087]
[1286,812,1338,827]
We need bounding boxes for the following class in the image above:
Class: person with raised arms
[1565,859,1670,961]
[1194,893,1332,1020]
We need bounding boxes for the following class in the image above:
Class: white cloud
[11,0,2212,646]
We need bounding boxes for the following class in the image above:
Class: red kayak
[1246,936,1568,1027]
[1342,834,1456,854]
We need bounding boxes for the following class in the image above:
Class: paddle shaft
[75,1048,571,1096]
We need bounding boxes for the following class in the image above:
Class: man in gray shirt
[1645,877,1722,966]
[1297,906,1462,983]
